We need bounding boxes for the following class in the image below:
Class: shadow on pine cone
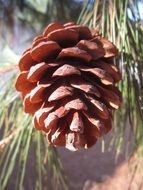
[15,22,122,151]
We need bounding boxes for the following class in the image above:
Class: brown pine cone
[15,22,122,151]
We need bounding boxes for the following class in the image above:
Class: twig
[0,128,20,150]
[0,65,18,75]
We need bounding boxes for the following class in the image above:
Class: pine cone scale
[52,64,81,77]
[43,23,64,36]
[19,50,36,71]
[58,47,92,62]
[31,41,61,62]
[47,28,79,46]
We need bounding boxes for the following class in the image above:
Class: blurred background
[0,0,143,190]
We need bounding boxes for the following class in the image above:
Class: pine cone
[15,22,122,151]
